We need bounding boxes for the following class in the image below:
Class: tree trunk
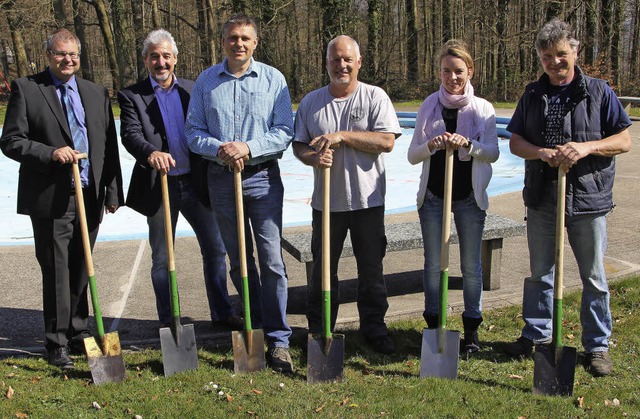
[72,0,94,81]
[601,0,613,76]
[2,1,29,78]
[406,0,418,78]
[131,0,146,81]
[545,0,563,21]
[366,0,383,82]
[442,0,451,41]
[151,0,161,28]
[583,0,597,66]
[85,0,120,91]
[496,0,509,100]
[112,0,136,87]
[610,0,623,85]
[52,0,68,27]
[205,0,217,65]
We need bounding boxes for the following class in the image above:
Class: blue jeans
[418,190,486,320]
[148,176,232,324]
[522,190,610,353]
[307,206,389,339]
[207,163,291,348]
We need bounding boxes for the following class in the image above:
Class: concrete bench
[618,96,640,116]
[281,213,526,291]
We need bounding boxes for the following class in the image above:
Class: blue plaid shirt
[185,58,294,165]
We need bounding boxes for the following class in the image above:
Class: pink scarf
[421,81,481,141]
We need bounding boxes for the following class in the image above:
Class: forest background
[1,0,639,103]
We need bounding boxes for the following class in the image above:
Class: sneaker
[588,351,613,377]
[47,346,75,370]
[267,347,294,374]
[504,336,548,357]
[367,334,396,355]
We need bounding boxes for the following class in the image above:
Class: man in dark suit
[0,28,124,369]
[118,29,241,330]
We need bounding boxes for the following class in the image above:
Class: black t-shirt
[543,82,573,184]
[427,107,473,200]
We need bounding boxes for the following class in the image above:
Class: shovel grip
[73,155,104,338]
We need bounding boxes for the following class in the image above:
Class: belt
[168,173,191,181]
[214,159,276,173]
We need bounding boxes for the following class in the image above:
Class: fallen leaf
[63,375,68,381]
[508,374,524,380]
[92,401,101,410]
[406,361,414,367]
[152,395,159,401]
[349,404,359,408]
[7,373,15,379]
[247,411,256,416]
[340,396,350,406]
[488,325,495,332]
[31,376,41,384]
[134,415,143,419]
[6,386,14,399]
[604,399,621,407]
[226,393,233,402]
[314,403,326,413]
[517,416,527,419]
[252,389,262,395]
[566,334,575,340]
[576,396,585,408]
[15,412,28,418]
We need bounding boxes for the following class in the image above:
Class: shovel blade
[533,344,577,396]
[84,333,126,385]
[232,329,266,373]
[420,328,460,379]
[307,333,344,384]
[160,324,198,377]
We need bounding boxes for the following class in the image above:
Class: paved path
[1,109,638,357]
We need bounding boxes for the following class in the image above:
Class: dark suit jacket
[0,70,124,227]
[118,77,209,217]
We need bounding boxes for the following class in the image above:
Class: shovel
[533,168,576,396]
[73,154,126,385]
[420,148,460,379]
[158,172,199,377]
[232,168,266,373]
[307,167,345,384]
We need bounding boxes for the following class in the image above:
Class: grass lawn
[1,276,639,418]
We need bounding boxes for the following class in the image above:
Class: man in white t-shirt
[293,35,401,354]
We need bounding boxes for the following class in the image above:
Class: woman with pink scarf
[407,40,499,355]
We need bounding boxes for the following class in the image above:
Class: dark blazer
[0,70,124,227]
[118,77,209,217]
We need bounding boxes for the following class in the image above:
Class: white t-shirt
[294,82,401,212]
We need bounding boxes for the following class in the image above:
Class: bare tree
[83,0,120,91]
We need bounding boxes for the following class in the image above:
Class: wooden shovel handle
[322,167,331,339]
[235,169,252,331]
[440,149,454,269]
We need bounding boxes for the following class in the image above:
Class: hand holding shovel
[72,154,126,385]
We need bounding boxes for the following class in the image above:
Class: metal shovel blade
[533,344,577,396]
[232,329,266,373]
[307,333,345,384]
[84,332,126,385]
[160,324,198,377]
[420,328,460,379]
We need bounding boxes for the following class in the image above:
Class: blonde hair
[440,39,473,71]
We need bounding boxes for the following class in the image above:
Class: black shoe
[68,339,87,356]
[47,346,75,370]
[460,330,480,354]
[214,314,244,331]
[504,336,550,357]
[367,334,396,355]
[267,347,294,374]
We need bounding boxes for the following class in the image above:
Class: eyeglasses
[48,50,80,60]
